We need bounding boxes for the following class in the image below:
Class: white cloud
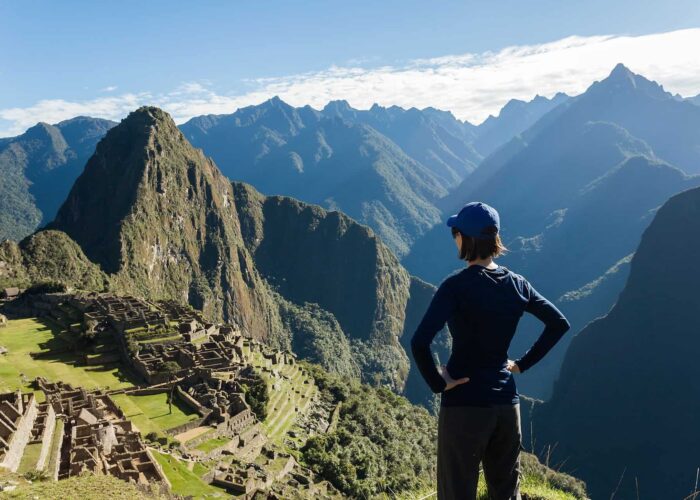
[100,86,118,92]
[2,28,700,137]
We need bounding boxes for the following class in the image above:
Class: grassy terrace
[16,442,42,475]
[110,392,199,436]
[194,435,230,453]
[0,318,135,395]
[0,318,196,437]
[150,450,227,498]
[45,419,64,476]
[0,472,170,500]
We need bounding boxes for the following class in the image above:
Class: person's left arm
[410,278,460,393]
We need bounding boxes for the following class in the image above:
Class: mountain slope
[232,180,414,389]
[322,100,482,186]
[532,185,700,499]
[0,117,115,241]
[404,65,700,398]
[404,120,655,285]
[506,156,700,397]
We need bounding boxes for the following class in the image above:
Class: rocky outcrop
[233,181,413,390]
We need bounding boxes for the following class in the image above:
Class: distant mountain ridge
[473,92,569,157]
[0,93,568,259]
[0,117,116,241]
[180,94,566,257]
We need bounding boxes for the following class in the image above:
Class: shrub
[24,469,49,482]
[240,366,269,421]
[301,362,436,497]
[25,281,66,295]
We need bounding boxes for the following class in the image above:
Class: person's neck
[467,257,498,270]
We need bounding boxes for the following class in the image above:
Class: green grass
[150,450,228,498]
[16,442,42,474]
[393,477,578,500]
[137,334,181,344]
[194,436,230,453]
[110,392,199,436]
[0,472,168,499]
[0,318,136,394]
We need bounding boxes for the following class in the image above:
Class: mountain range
[179,94,566,257]
[0,94,564,260]
[3,64,700,407]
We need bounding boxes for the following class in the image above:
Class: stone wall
[49,419,64,480]
[35,405,56,471]
[0,393,38,472]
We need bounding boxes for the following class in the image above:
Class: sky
[1,0,700,137]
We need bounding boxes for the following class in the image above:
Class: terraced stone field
[247,349,318,444]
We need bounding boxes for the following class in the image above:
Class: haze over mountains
[2,64,700,403]
[180,94,566,257]
[0,93,565,260]
[2,65,699,400]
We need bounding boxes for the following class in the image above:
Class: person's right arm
[514,281,571,372]
[410,278,458,393]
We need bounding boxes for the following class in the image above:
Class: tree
[157,361,181,414]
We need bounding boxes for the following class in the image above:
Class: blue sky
[2,0,700,136]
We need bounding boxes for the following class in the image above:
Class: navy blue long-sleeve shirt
[410,264,570,406]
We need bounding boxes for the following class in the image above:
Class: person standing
[411,201,570,500]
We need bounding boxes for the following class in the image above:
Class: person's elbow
[557,316,571,335]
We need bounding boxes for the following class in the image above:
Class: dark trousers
[437,403,522,500]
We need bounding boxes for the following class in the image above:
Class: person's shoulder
[437,268,472,292]
[502,266,526,282]
[439,270,462,288]
[500,266,531,293]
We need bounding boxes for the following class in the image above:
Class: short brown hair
[451,226,507,261]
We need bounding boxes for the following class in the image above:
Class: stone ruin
[0,290,337,496]
[132,327,245,385]
[0,391,39,472]
[35,378,169,487]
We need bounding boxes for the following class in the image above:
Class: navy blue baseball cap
[446,202,500,238]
